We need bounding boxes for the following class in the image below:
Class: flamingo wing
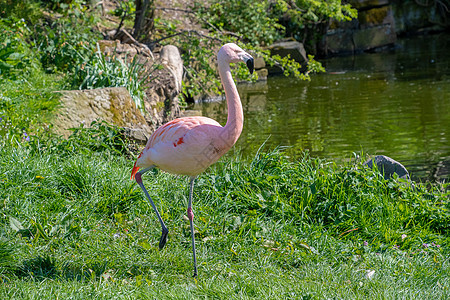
[131,116,223,178]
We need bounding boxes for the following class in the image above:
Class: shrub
[33,4,99,73]
[0,18,35,80]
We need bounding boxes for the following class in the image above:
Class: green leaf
[9,216,24,232]
[139,240,152,250]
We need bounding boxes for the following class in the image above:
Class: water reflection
[192,34,450,182]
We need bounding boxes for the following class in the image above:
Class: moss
[152,101,166,111]
[358,6,389,26]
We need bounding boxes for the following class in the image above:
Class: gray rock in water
[363,155,409,180]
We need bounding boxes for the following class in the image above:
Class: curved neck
[219,60,243,147]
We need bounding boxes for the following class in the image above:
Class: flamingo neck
[219,60,243,147]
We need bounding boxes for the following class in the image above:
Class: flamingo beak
[246,57,254,74]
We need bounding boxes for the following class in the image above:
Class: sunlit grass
[0,136,448,298]
[0,69,63,142]
[2,3,447,296]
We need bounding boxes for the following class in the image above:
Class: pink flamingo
[131,43,254,277]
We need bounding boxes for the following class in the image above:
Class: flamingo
[131,43,254,277]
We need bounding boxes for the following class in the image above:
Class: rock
[123,127,149,144]
[254,56,266,69]
[391,0,449,35]
[251,56,267,80]
[53,87,151,142]
[363,155,409,180]
[160,45,183,94]
[181,110,202,117]
[323,2,396,55]
[358,6,394,28]
[323,30,355,54]
[353,24,396,51]
[256,68,268,81]
[268,41,308,75]
[350,0,389,9]
[98,38,153,60]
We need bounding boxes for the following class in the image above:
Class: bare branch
[149,30,223,47]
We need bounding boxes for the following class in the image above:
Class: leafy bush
[41,0,91,12]
[195,0,284,46]
[273,0,357,49]
[0,0,43,23]
[0,72,61,142]
[0,18,35,80]
[33,4,99,73]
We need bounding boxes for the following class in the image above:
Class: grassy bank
[0,2,448,298]
[0,130,448,298]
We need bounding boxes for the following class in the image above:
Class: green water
[193,34,450,182]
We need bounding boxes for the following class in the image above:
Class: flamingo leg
[135,166,169,250]
[187,177,198,277]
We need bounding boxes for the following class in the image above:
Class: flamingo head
[218,43,254,74]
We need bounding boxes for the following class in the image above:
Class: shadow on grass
[17,255,59,279]
[16,254,161,282]
[17,256,109,281]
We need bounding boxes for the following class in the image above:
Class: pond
[191,34,450,182]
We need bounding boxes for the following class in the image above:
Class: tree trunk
[133,0,154,41]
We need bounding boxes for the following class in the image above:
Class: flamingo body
[131,43,254,277]
[131,116,227,178]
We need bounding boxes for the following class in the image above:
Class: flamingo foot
[159,227,169,249]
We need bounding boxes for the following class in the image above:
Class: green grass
[0,134,448,298]
[0,3,448,297]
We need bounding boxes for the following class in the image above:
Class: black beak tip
[246,58,254,74]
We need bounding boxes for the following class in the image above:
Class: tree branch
[149,29,223,47]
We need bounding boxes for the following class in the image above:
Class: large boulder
[53,87,151,144]
[267,41,308,75]
[392,0,450,35]
[363,155,410,180]
[323,1,396,55]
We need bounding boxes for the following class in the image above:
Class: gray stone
[123,127,149,144]
[53,87,151,141]
[268,41,308,75]
[254,56,266,69]
[323,2,396,55]
[391,0,448,35]
[353,24,396,51]
[349,0,389,9]
[256,68,268,81]
[324,30,355,54]
[269,41,308,64]
[363,155,409,180]
[160,45,183,94]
